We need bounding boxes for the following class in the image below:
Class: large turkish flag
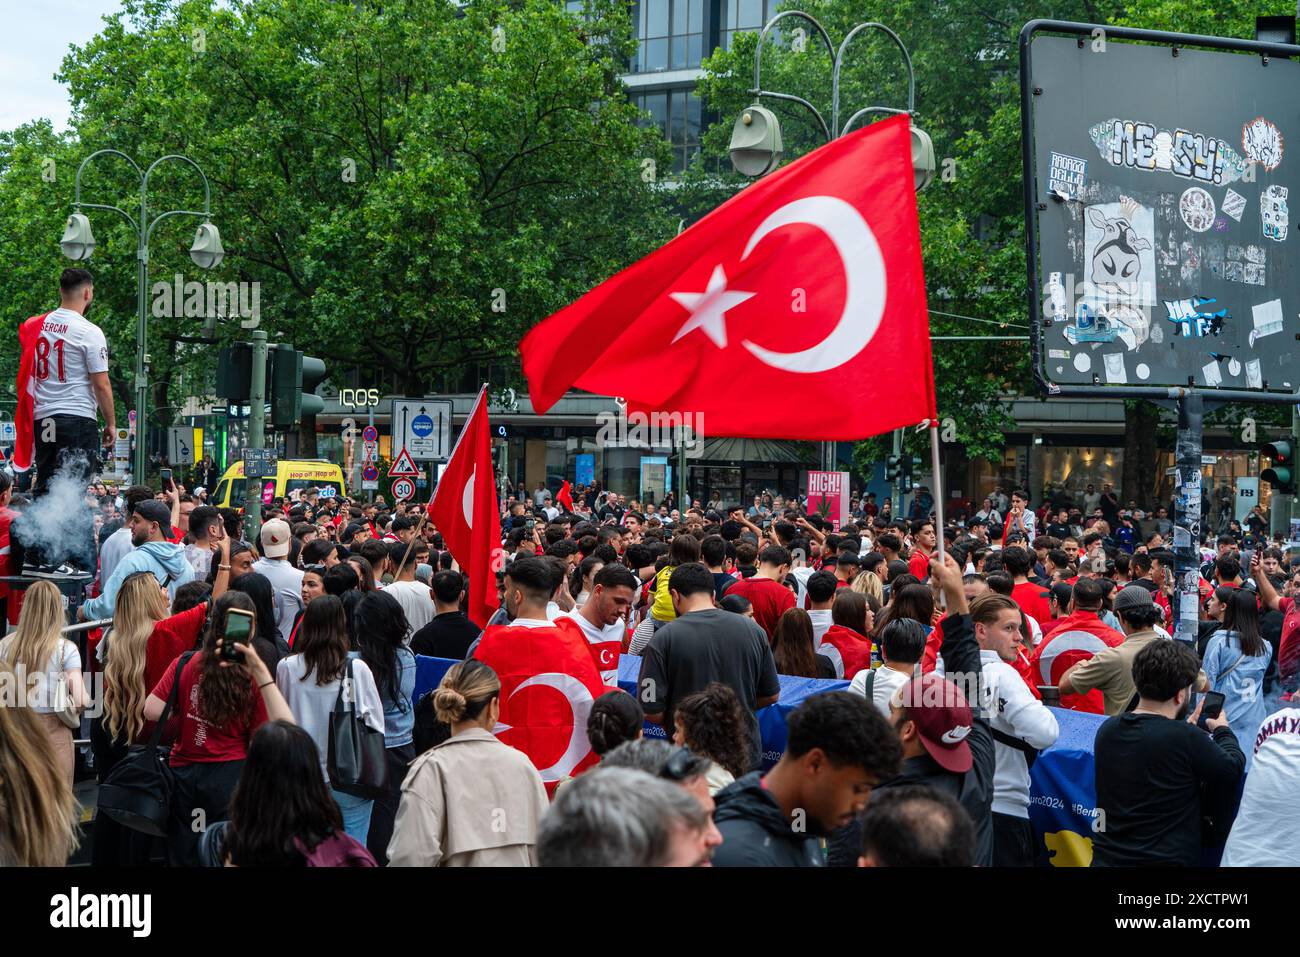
[427,386,501,627]
[521,114,935,439]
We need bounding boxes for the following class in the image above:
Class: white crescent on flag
[507,672,595,782]
[462,467,475,528]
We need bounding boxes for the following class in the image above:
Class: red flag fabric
[817,624,874,680]
[1030,611,1125,713]
[556,480,573,513]
[521,114,935,439]
[426,387,501,627]
[13,313,49,473]
[473,620,610,795]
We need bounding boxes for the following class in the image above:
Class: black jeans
[992,811,1036,867]
[25,413,100,570]
[168,759,245,867]
[366,742,416,865]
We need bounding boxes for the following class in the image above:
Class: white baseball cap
[260,518,291,559]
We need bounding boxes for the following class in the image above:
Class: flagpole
[929,419,945,563]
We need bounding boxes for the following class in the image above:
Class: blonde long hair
[0,659,79,865]
[0,581,67,678]
[104,572,169,743]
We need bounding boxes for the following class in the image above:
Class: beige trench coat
[387,728,548,867]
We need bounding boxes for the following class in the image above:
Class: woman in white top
[276,594,384,843]
[0,581,86,782]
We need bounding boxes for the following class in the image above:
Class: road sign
[0,421,15,444]
[362,425,378,443]
[168,427,195,465]
[362,479,379,491]
[392,397,453,461]
[244,447,278,479]
[392,478,415,502]
[362,464,379,482]
[362,440,378,463]
[1023,24,1300,402]
[388,447,420,477]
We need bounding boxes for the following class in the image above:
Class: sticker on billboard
[1242,117,1283,171]
[1180,187,1216,232]
[1089,119,1250,186]
[1163,296,1228,338]
[1221,188,1246,221]
[1261,185,1289,242]
[1048,151,1088,199]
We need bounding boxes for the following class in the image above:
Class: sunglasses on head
[658,747,698,783]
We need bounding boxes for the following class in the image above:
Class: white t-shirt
[276,654,384,779]
[562,609,623,686]
[383,579,436,634]
[251,557,304,641]
[807,608,833,645]
[848,663,914,718]
[1222,708,1300,866]
[32,308,109,420]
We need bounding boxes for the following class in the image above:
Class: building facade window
[630,0,704,72]
[632,89,701,171]
[720,0,774,49]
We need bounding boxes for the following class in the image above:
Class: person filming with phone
[142,591,294,866]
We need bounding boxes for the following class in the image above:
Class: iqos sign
[340,388,381,408]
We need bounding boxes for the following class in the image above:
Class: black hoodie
[711,772,824,867]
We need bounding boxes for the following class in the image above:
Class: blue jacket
[1204,629,1271,768]
[83,540,195,621]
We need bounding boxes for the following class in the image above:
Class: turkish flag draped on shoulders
[426,386,500,627]
[13,313,49,473]
[474,620,609,796]
[521,114,936,439]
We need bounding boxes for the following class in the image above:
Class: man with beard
[77,499,194,621]
[1091,640,1244,866]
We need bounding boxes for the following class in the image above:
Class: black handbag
[327,658,388,798]
[97,651,196,837]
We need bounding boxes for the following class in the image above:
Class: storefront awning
[695,437,817,465]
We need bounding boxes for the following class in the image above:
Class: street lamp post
[61,151,223,483]
[729,15,936,475]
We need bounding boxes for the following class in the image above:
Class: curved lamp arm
[840,105,911,138]
[752,10,837,143]
[144,154,213,215]
[832,22,916,135]
[144,208,211,248]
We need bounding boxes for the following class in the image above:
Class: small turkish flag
[521,114,936,440]
[13,313,49,473]
[427,386,501,627]
[556,480,574,513]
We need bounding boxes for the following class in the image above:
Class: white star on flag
[669,264,755,348]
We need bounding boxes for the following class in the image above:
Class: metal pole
[244,330,268,543]
[1172,394,1203,646]
[368,402,376,504]
[929,422,946,560]
[135,192,149,483]
[890,428,903,517]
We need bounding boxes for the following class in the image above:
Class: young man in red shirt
[1003,545,1052,630]
[725,544,795,642]
[907,519,936,580]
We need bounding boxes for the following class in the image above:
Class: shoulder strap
[990,726,1039,769]
[1216,648,1247,684]
[334,656,355,713]
[864,669,876,700]
[149,650,197,748]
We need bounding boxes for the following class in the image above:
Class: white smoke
[13,459,98,568]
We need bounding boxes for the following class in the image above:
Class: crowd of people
[2,457,1299,869]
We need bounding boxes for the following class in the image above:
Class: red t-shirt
[150,651,268,766]
[1011,581,1053,630]
[145,602,209,694]
[725,576,796,641]
[908,549,932,580]
[1278,597,1300,684]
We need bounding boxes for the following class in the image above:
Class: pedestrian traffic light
[270,345,328,427]
[1262,439,1296,495]
[886,454,903,483]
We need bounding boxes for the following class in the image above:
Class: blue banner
[575,454,594,486]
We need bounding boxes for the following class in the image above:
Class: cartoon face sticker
[1087,205,1152,297]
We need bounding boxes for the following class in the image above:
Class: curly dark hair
[786,691,901,779]
[197,591,260,729]
[673,683,752,780]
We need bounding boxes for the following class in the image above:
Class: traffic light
[216,343,251,402]
[270,345,328,427]
[1262,439,1296,495]
[885,454,903,483]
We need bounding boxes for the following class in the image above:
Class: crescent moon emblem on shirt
[462,467,475,528]
[509,673,595,782]
[739,195,887,374]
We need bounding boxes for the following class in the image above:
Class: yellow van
[212,459,347,509]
